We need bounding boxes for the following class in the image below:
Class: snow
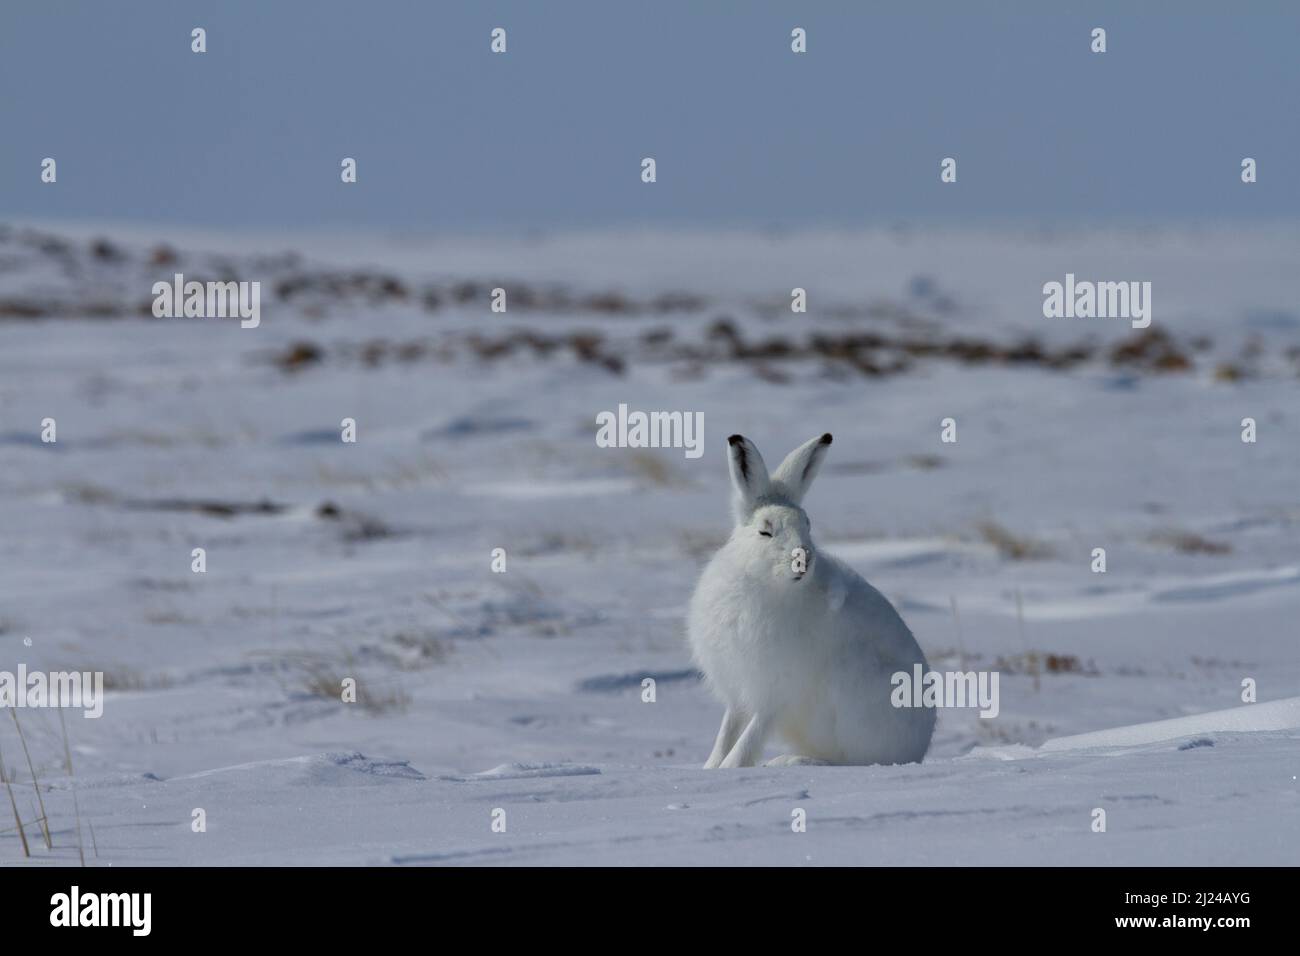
[0,221,1298,865]
[1033,697,1300,755]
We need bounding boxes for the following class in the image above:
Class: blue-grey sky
[2,1,1296,232]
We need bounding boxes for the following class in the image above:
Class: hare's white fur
[687,433,935,768]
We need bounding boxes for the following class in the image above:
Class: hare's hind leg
[719,713,773,768]
[704,708,747,769]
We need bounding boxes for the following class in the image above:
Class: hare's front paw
[764,754,831,767]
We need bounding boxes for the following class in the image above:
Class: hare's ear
[727,434,771,523]
[771,433,832,504]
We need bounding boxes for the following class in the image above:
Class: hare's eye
[759,530,773,537]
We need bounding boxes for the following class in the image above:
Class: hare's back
[823,554,927,669]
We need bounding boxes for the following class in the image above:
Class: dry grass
[96,667,174,692]
[9,711,50,849]
[906,454,945,470]
[288,652,412,715]
[976,521,1054,560]
[620,450,692,488]
[1150,529,1232,555]
[143,610,200,626]
[311,453,446,492]
[516,530,598,558]
[994,651,1100,677]
[382,630,452,670]
[0,738,31,857]
[58,709,85,866]
[1213,362,1247,383]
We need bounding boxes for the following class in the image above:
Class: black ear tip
[820,433,833,445]
[728,434,745,447]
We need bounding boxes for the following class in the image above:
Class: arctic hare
[688,433,935,768]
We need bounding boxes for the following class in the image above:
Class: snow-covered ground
[1,221,1297,865]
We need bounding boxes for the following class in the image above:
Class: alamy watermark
[1042,273,1151,329]
[152,273,261,328]
[0,666,105,718]
[50,886,151,936]
[596,403,703,459]
[891,664,1000,718]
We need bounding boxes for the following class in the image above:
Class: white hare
[687,433,935,768]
